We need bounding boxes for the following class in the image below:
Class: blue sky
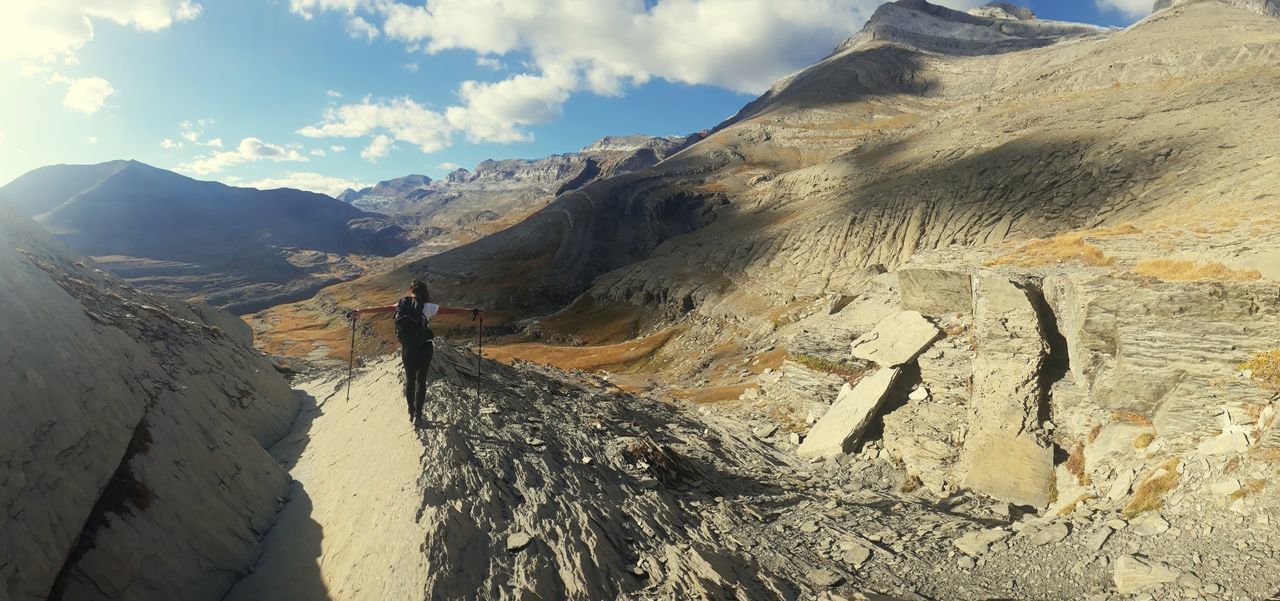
[0,0,1146,195]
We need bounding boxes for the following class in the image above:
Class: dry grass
[1229,479,1266,502]
[1132,259,1261,282]
[1087,424,1104,444]
[1065,443,1088,485]
[1239,350,1280,390]
[943,324,967,338]
[1111,411,1154,428]
[1249,446,1280,463]
[1132,433,1155,450]
[482,326,684,373]
[1123,458,1181,519]
[987,224,1138,268]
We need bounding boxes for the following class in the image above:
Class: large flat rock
[798,367,901,459]
[850,311,941,367]
[960,431,1055,508]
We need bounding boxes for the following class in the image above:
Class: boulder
[1113,555,1180,595]
[897,269,974,316]
[798,368,900,459]
[955,528,1010,556]
[850,311,942,367]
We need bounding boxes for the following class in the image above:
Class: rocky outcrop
[957,273,1054,507]
[0,207,297,601]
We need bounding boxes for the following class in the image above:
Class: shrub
[1132,433,1154,449]
[1239,349,1280,390]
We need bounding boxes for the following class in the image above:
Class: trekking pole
[471,309,483,403]
[346,314,356,402]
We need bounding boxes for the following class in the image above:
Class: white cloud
[346,15,379,41]
[310,148,326,156]
[291,0,984,154]
[360,134,394,161]
[161,138,183,150]
[326,89,343,98]
[177,137,308,175]
[436,161,461,170]
[0,1,202,62]
[403,62,419,72]
[299,96,452,154]
[84,136,98,144]
[62,76,114,114]
[330,144,347,152]
[243,171,369,197]
[445,72,570,143]
[1094,0,1152,17]
[181,129,200,142]
[204,137,223,148]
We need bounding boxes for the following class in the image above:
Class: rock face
[959,273,1055,507]
[0,160,412,313]
[797,368,901,459]
[0,206,298,601]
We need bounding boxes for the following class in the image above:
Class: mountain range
[8,0,1280,599]
[0,160,413,313]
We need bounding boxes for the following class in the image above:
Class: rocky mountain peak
[1153,0,1280,17]
[838,0,1103,56]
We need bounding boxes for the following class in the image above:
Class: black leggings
[402,342,434,418]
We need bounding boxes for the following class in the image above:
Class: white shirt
[420,302,440,323]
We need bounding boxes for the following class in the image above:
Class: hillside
[0,204,299,601]
[0,160,413,313]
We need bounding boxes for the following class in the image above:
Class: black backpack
[393,296,434,348]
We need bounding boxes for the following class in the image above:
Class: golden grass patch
[1065,442,1088,485]
[1239,349,1280,390]
[1131,259,1261,282]
[671,384,755,404]
[1123,458,1181,519]
[987,224,1138,268]
[1132,433,1155,450]
[1229,479,1266,502]
[1056,493,1097,517]
[1110,411,1154,429]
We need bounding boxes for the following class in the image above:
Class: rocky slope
[337,134,698,257]
[0,204,300,601]
[219,336,1280,600]
[0,160,413,313]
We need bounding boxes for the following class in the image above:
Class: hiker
[346,279,482,423]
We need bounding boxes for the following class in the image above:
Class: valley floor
[224,343,1280,601]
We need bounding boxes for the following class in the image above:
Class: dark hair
[409,279,430,301]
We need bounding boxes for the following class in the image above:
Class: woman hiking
[347,279,482,424]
